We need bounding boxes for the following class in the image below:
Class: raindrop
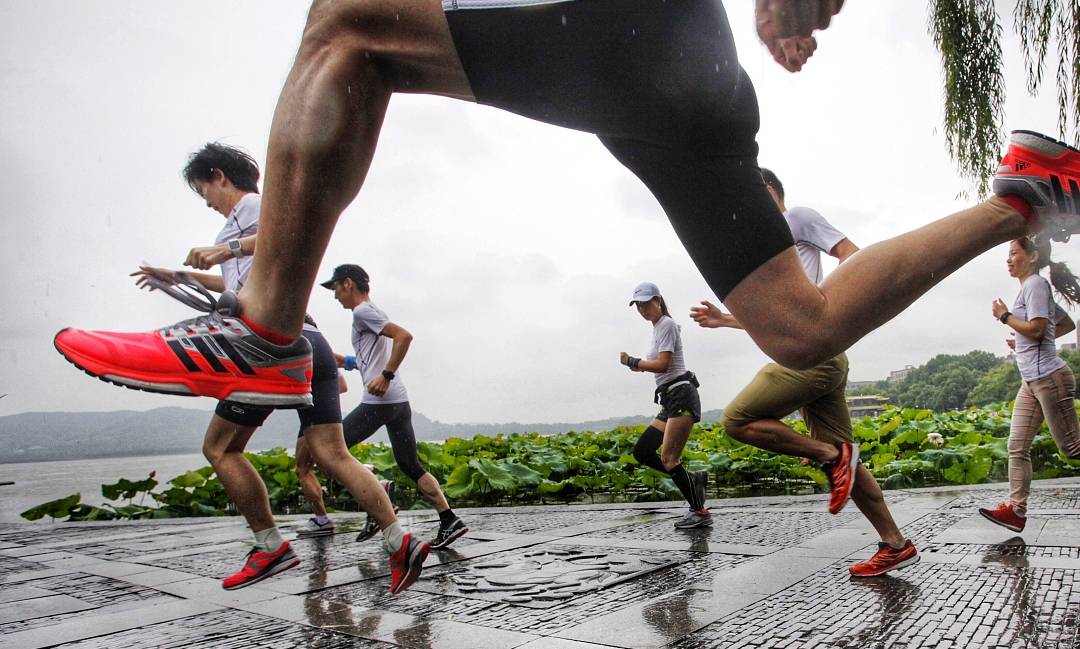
[631,28,636,36]
[561,14,566,26]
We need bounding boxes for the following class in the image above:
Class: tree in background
[929,0,1079,194]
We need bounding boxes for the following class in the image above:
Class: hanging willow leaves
[929,0,1006,195]
[930,0,1080,194]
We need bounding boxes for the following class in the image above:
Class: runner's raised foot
[388,532,429,595]
[825,442,859,514]
[978,502,1027,533]
[54,279,312,407]
[994,130,1080,243]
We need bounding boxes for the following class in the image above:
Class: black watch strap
[382,369,395,380]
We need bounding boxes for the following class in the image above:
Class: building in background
[847,395,889,419]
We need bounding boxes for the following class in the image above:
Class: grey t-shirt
[785,206,846,284]
[1013,274,1066,381]
[351,302,409,404]
[213,193,260,293]
[649,315,687,386]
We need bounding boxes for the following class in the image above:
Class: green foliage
[929,0,1079,194]
[24,403,1080,522]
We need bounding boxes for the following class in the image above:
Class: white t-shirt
[351,301,409,404]
[785,206,847,284]
[1013,274,1066,381]
[213,193,260,293]
[648,315,687,387]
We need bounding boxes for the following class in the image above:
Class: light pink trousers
[1009,365,1080,513]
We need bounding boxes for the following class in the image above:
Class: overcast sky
[1,1,1075,425]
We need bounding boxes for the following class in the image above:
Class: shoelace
[146,273,236,337]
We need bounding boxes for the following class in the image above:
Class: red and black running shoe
[826,442,859,514]
[978,502,1027,533]
[849,540,920,578]
[222,541,300,590]
[388,532,429,595]
[55,276,312,407]
[994,130,1080,242]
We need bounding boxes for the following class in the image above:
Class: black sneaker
[357,479,398,542]
[431,517,468,549]
[674,508,713,529]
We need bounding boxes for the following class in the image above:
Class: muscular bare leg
[239,0,473,335]
[303,423,397,529]
[295,436,328,517]
[417,473,450,512]
[726,198,1029,369]
[202,417,274,532]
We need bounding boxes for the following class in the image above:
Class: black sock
[633,426,668,473]
[669,464,700,510]
[438,508,456,525]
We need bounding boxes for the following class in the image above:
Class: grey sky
[1,1,1074,424]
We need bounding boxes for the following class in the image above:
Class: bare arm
[830,238,859,263]
[365,322,413,396]
[619,351,672,374]
[131,265,225,294]
[184,234,258,271]
[690,300,744,330]
[1057,312,1076,338]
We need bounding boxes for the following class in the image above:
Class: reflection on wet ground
[2,481,1080,647]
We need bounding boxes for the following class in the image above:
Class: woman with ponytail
[980,236,1080,532]
[620,282,709,529]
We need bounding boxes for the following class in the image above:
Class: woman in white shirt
[980,236,1080,532]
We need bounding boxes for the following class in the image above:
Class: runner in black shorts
[63,2,1078,423]
[323,264,469,550]
[621,282,709,529]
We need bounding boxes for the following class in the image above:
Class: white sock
[314,514,330,525]
[383,521,405,553]
[253,526,284,552]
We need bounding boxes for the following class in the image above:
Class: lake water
[0,453,210,523]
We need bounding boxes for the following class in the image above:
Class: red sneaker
[994,130,1080,242]
[826,442,859,514]
[55,286,312,407]
[222,541,300,590]
[388,532,429,595]
[978,502,1027,532]
[849,540,920,578]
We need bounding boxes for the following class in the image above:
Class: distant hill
[0,407,723,463]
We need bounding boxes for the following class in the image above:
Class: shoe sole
[978,509,1025,533]
[430,525,469,550]
[849,553,920,578]
[391,541,430,595]
[54,330,313,408]
[222,555,301,590]
[829,445,860,514]
[296,528,336,538]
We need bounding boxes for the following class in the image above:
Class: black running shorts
[216,329,343,431]
[444,0,793,298]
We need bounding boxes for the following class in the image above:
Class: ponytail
[657,296,671,317]
[1023,235,1080,306]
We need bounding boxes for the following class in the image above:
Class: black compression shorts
[444,0,793,298]
[216,328,342,431]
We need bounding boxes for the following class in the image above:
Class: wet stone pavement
[2,481,1080,648]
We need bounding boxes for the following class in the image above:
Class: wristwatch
[227,239,243,258]
[999,311,1011,324]
[381,369,395,381]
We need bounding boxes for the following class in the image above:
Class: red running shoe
[222,541,300,590]
[388,532,429,595]
[55,279,312,407]
[994,130,1080,242]
[826,442,859,514]
[978,502,1027,532]
[849,540,920,578]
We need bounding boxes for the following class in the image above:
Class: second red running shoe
[978,502,1027,532]
[994,130,1080,242]
[55,280,312,407]
[849,540,920,578]
[388,532,430,595]
[222,541,301,590]
[826,442,859,514]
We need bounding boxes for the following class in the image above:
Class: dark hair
[656,296,671,318]
[760,167,784,201]
[1017,235,1080,306]
[183,142,260,194]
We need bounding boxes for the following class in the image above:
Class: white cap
[629,282,661,306]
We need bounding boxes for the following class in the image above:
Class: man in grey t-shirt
[692,168,918,578]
